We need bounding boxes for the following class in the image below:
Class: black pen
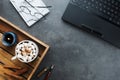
[35,6,52,8]
[24,0,51,8]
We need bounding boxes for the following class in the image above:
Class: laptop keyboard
[70,0,120,27]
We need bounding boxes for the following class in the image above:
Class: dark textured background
[1,0,120,80]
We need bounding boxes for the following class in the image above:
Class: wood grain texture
[0,17,49,80]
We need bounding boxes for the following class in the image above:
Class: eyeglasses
[19,0,51,20]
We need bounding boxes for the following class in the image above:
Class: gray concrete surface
[1,0,120,80]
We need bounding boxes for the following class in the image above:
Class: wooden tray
[0,17,49,80]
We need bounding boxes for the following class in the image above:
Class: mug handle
[11,56,17,60]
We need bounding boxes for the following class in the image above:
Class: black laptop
[62,0,120,48]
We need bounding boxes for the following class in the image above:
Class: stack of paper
[10,0,50,27]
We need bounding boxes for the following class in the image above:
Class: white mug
[11,40,39,63]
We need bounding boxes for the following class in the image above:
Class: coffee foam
[15,40,39,63]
